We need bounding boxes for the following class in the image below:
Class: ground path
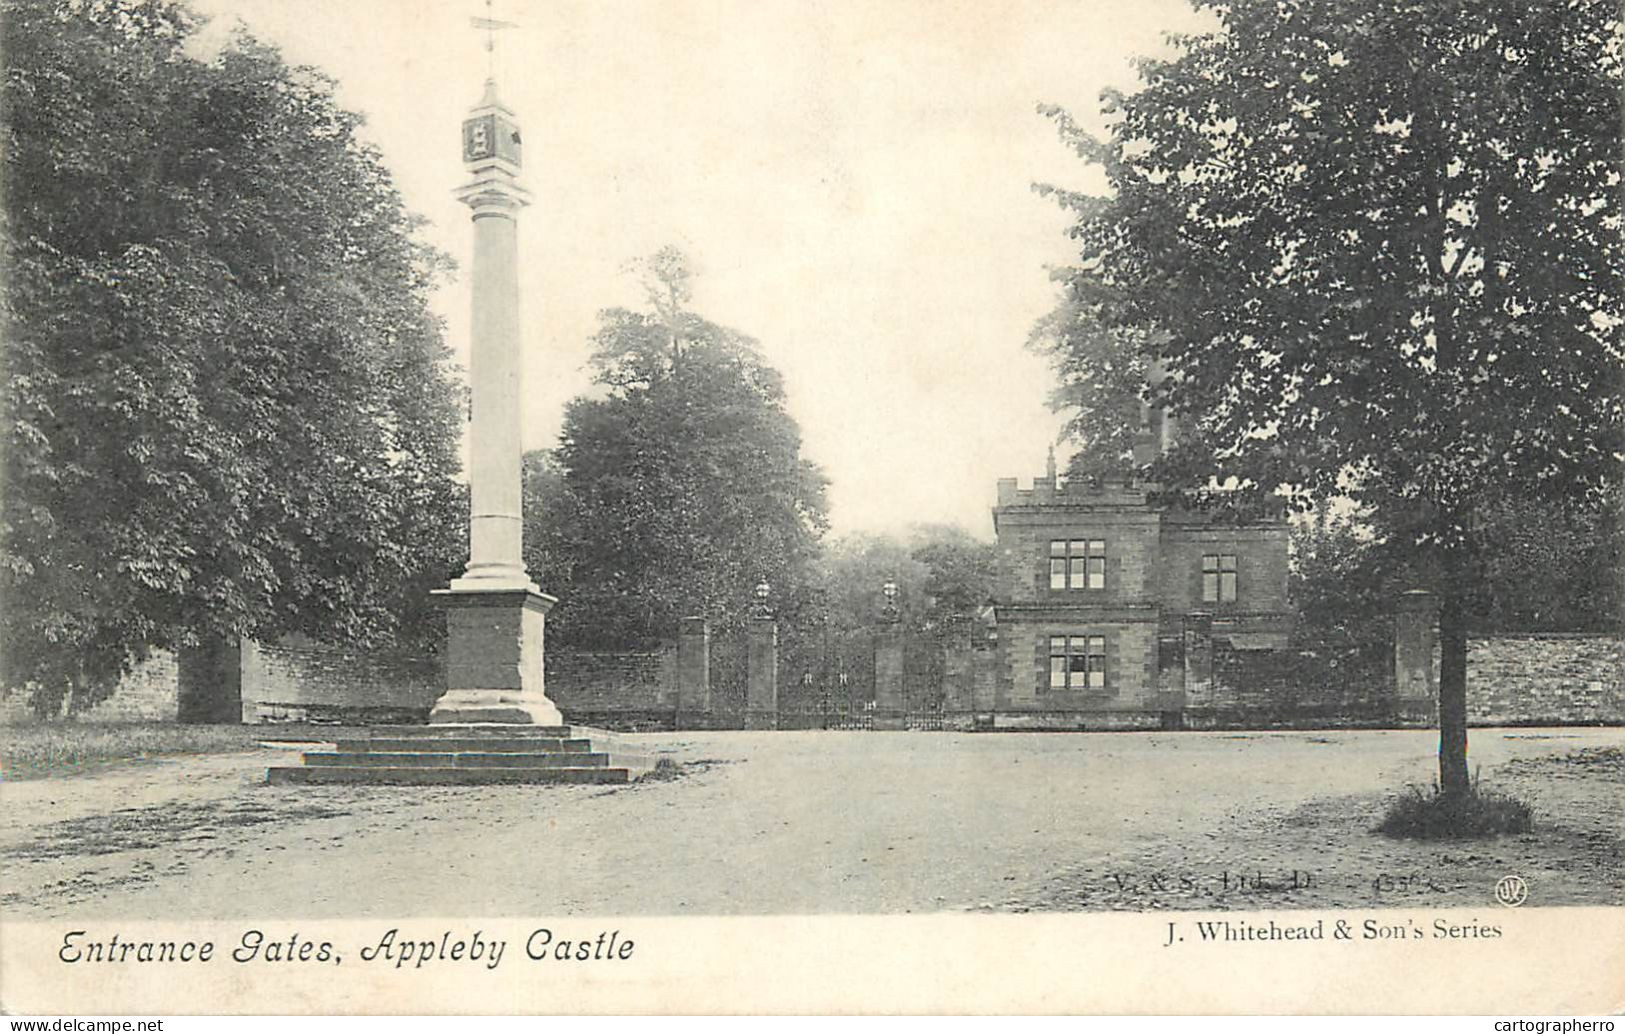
[2,728,1619,918]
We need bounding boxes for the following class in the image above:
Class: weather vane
[470,0,518,77]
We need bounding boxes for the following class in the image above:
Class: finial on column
[1045,444,1057,483]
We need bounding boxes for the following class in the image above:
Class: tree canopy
[1292,491,1625,645]
[809,525,998,639]
[761,525,998,706]
[1033,0,1622,794]
[1036,0,1620,510]
[1,0,466,710]
[524,249,830,648]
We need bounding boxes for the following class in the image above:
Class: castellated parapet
[994,473,1150,510]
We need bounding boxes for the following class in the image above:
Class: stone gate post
[1394,589,1439,723]
[677,616,711,728]
[874,626,905,731]
[942,633,973,728]
[746,616,778,730]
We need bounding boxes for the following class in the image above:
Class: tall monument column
[429,78,562,726]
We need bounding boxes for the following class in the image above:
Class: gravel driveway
[2,727,1619,918]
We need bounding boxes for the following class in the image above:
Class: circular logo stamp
[1494,874,1528,908]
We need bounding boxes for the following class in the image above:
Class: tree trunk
[1437,578,1471,799]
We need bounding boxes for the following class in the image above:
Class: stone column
[677,616,711,728]
[1182,612,1214,711]
[745,617,778,730]
[874,625,905,730]
[429,79,561,726]
[1394,589,1439,722]
[455,80,530,591]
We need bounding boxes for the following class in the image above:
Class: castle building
[986,433,1295,728]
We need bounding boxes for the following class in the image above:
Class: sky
[190,0,1212,538]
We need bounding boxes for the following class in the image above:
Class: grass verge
[0,722,354,781]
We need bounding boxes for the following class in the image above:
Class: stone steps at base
[334,738,592,753]
[267,722,657,786]
[266,765,631,786]
[302,751,611,768]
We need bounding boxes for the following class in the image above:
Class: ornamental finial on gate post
[880,579,900,623]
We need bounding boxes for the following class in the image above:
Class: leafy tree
[797,526,999,640]
[1,0,465,713]
[909,525,1001,637]
[778,532,922,700]
[1463,492,1623,633]
[1292,493,1625,642]
[814,532,928,635]
[784,526,998,704]
[539,249,829,649]
[1288,505,1400,653]
[520,449,578,604]
[1032,0,1621,796]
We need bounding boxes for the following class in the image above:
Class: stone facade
[988,471,1294,728]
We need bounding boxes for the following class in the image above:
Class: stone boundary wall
[1466,634,1622,726]
[546,645,678,730]
[0,650,182,724]
[250,639,683,727]
[976,631,1624,731]
[244,637,439,724]
[7,629,1618,730]
[94,651,183,721]
[1188,641,1398,729]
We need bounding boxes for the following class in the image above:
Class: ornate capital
[455,169,530,217]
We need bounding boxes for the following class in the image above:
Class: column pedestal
[430,587,562,725]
